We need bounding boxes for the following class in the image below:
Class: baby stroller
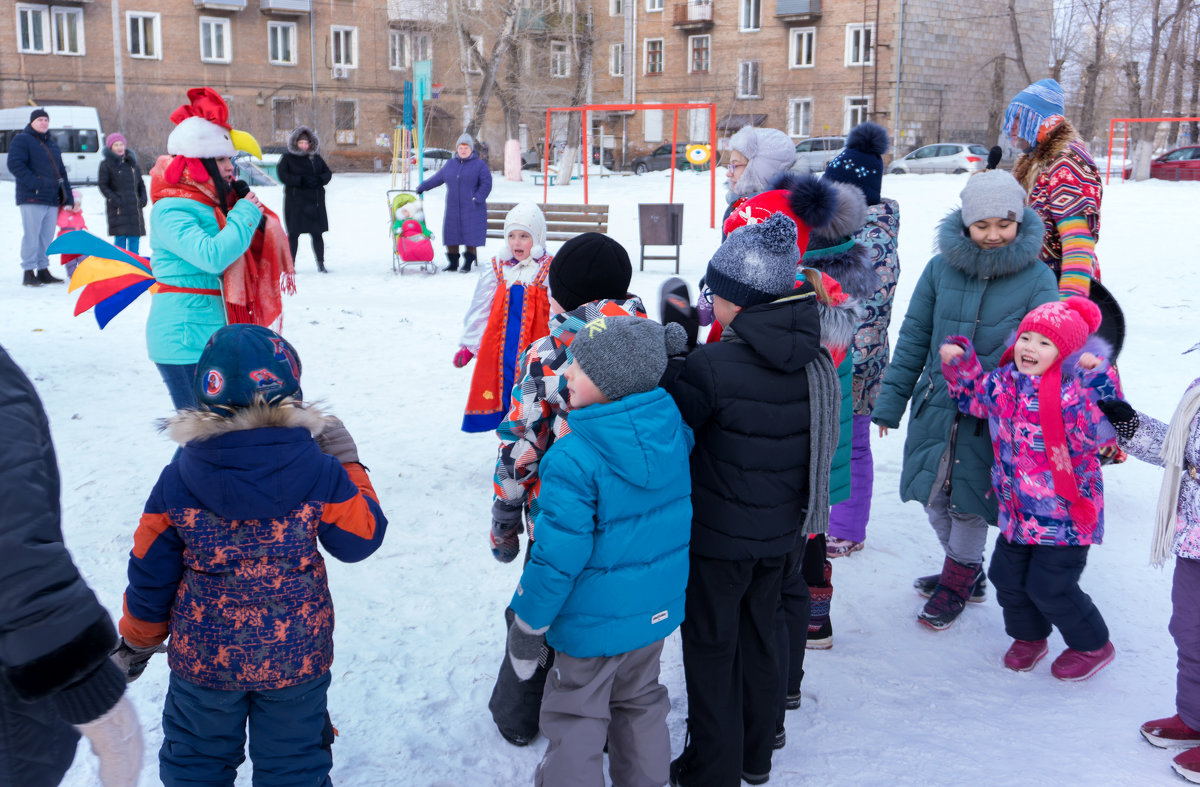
[388,190,438,275]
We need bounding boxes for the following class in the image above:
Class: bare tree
[1078,0,1112,142]
[461,0,522,139]
[558,4,594,187]
[1007,0,1034,85]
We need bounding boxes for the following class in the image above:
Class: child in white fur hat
[453,202,553,433]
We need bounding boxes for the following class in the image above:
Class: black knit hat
[548,233,633,312]
[822,122,889,206]
[705,212,800,307]
[30,108,49,123]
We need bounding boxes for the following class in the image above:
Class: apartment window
[413,33,431,62]
[466,34,484,74]
[644,108,663,142]
[199,17,231,64]
[50,6,85,55]
[846,24,874,66]
[740,0,760,31]
[551,40,570,78]
[610,0,623,14]
[17,4,50,53]
[272,98,295,139]
[269,21,296,66]
[647,0,663,11]
[331,26,357,68]
[127,12,161,60]
[788,98,812,137]
[737,61,760,98]
[688,35,709,73]
[790,27,814,68]
[461,0,481,8]
[609,43,624,76]
[845,96,870,131]
[389,29,408,70]
[644,38,663,75]
[334,99,357,145]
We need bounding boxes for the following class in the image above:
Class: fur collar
[1012,117,1078,192]
[162,401,327,445]
[287,125,320,156]
[103,147,138,166]
[938,206,1046,280]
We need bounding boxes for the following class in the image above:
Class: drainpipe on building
[625,0,636,104]
[309,5,318,125]
[111,0,124,130]
[892,0,905,154]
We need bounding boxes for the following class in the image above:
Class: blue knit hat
[194,324,302,412]
[1004,79,1065,146]
[705,212,800,307]
[822,122,890,206]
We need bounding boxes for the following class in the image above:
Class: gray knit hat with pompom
[705,212,800,307]
[570,316,688,401]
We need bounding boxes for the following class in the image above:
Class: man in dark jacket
[0,344,142,785]
[664,213,839,787]
[7,108,73,287]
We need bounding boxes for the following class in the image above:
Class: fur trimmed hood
[287,125,321,156]
[938,206,1045,280]
[163,400,327,445]
[1012,116,1079,193]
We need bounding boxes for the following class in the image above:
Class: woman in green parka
[871,171,1058,631]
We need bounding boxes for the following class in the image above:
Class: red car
[1123,145,1200,181]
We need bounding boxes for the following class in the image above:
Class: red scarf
[150,155,295,329]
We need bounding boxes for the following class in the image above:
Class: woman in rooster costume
[147,87,294,410]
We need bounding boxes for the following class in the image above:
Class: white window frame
[126,11,161,60]
[845,96,870,132]
[845,23,874,67]
[331,25,357,69]
[644,37,663,75]
[51,6,84,55]
[688,34,710,74]
[737,60,760,98]
[646,0,663,12]
[787,98,813,138]
[609,42,624,77]
[388,29,409,70]
[268,21,297,66]
[199,16,232,64]
[550,40,570,78]
[334,98,358,146]
[461,0,481,9]
[413,32,432,62]
[789,27,814,69]
[16,4,51,54]
[466,34,484,74]
[609,0,623,15]
[740,0,761,32]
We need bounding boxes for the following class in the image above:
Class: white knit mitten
[75,694,143,787]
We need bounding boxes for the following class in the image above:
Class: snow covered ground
[2,163,1196,786]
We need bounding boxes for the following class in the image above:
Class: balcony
[387,0,448,24]
[194,0,247,10]
[673,1,713,30]
[775,0,821,22]
[259,0,311,13]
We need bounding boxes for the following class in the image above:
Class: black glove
[489,500,524,563]
[317,416,360,464]
[1098,399,1138,439]
[111,637,167,683]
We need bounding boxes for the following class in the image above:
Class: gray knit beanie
[705,212,800,307]
[457,132,475,148]
[571,316,688,401]
[960,170,1027,226]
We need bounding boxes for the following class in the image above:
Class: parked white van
[0,105,104,185]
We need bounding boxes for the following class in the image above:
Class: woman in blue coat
[416,132,492,273]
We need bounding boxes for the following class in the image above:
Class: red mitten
[453,347,474,367]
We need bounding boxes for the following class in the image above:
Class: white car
[793,136,846,172]
[890,143,990,174]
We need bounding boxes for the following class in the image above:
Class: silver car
[793,136,846,172]
[889,143,989,174]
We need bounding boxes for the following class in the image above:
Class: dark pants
[775,540,810,731]
[288,231,324,263]
[160,672,333,787]
[1173,557,1200,730]
[988,535,1108,651]
[0,679,80,787]
[156,363,198,411]
[677,553,785,786]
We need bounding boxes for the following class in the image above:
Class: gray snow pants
[536,640,670,787]
[924,445,990,565]
[20,203,57,271]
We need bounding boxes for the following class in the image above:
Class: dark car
[629,143,689,175]
[1123,145,1200,181]
[591,148,616,170]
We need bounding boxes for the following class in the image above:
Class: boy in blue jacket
[507,315,693,787]
[114,324,387,786]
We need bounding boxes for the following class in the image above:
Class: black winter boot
[23,270,41,287]
[460,251,476,273]
[36,267,63,284]
[443,252,460,272]
[317,260,327,273]
[918,556,981,631]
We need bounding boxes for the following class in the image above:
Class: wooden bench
[487,202,610,242]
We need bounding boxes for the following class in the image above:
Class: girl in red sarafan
[113,324,387,785]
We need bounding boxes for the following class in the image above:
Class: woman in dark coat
[416,132,493,273]
[97,133,148,254]
[276,125,333,273]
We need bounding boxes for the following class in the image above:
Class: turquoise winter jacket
[146,197,261,365]
[511,387,693,658]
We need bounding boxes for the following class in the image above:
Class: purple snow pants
[1173,557,1200,730]
[828,414,874,543]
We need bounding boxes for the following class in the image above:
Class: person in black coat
[276,125,333,273]
[96,133,148,255]
[0,344,143,786]
[7,108,72,286]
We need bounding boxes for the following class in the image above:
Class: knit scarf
[1151,386,1200,566]
[1038,361,1098,532]
[150,155,296,329]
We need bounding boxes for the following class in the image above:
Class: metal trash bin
[638,203,684,273]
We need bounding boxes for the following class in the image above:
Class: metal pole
[582,108,589,205]
[309,5,317,124]
[669,109,678,203]
[111,0,124,131]
[543,107,551,204]
[1105,118,1114,184]
[710,102,716,228]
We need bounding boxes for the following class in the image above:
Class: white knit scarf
[1151,385,1200,567]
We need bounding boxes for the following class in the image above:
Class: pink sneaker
[1050,641,1115,681]
[1175,747,1200,784]
[1002,639,1048,672]
[1142,714,1200,748]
